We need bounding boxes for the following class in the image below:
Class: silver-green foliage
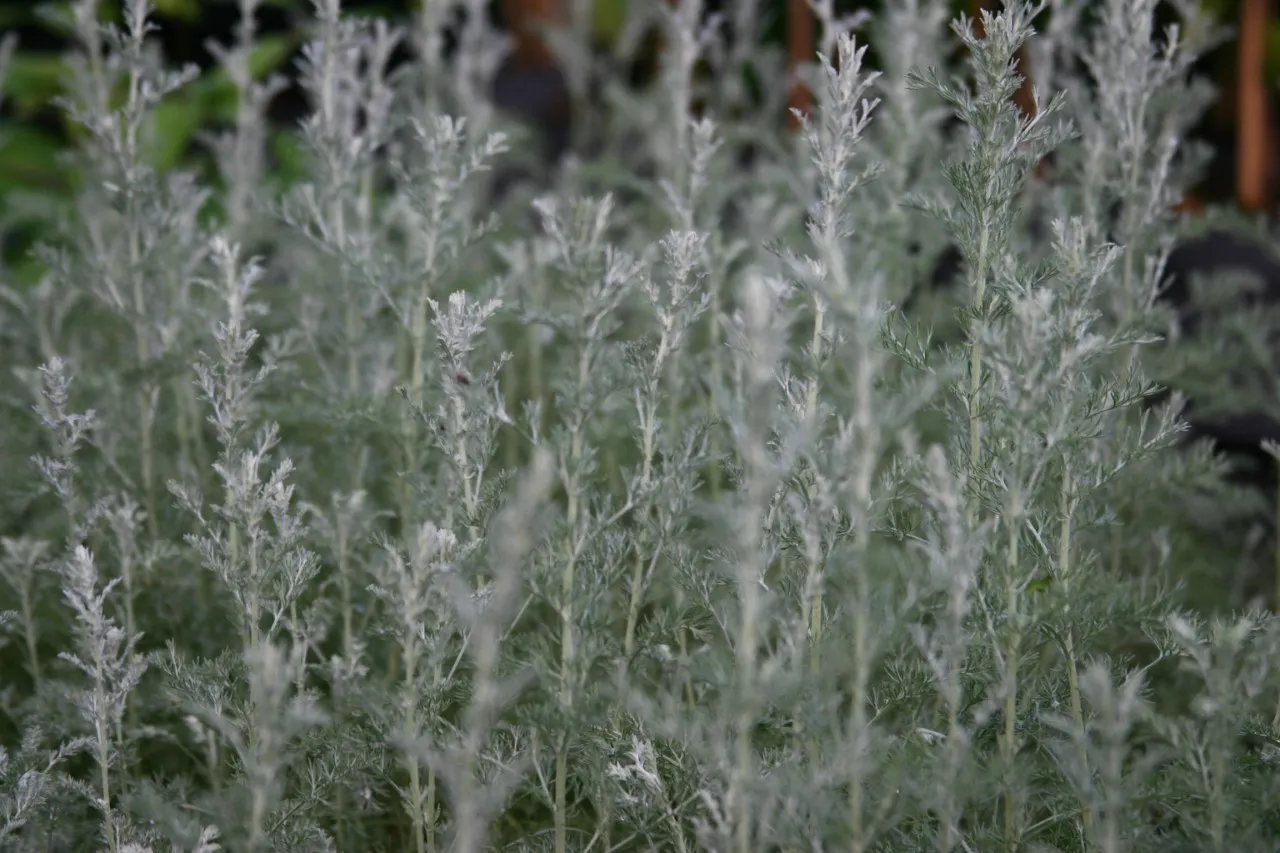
[3,0,1280,851]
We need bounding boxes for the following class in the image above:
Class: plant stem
[1057,469,1096,842]
[1001,499,1022,851]
[966,219,991,527]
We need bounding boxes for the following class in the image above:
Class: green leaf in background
[150,0,200,23]
[244,33,299,80]
[0,122,69,193]
[138,32,299,171]
[2,53,66,116]
[1269,18,1280,84]
[0,121,74,289]
[269,128,308,189]
[1024,572,1055,596]
[143,95,205,172]
[185,33,301,131]
[593,0,627,45]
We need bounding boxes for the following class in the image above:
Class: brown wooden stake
[786,0,815,130]
[1237,0,1272,212]
[502,0,563,67]
[970,0,1036,120]
[969,0,1045,184]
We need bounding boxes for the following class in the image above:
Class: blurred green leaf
[245,33,299,79]
[151,0,200,23]
[593,0,627,45]
[1268,20,1280,84]
[198,34,301,123]
[1024,573,1054,596]
[0,121,70,193]
[144,95,205,172]
[2,53,66,115]
[269,129,308,189]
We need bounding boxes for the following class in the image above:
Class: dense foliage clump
[5,1,1280,851]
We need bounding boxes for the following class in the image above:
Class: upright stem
[966,219,991,526]
[625,324,674,656]
[95,662,117,853]
[1001,501,1022,851]
[845,287,879,853]
[20,577,41,687]
[1057,469,1096,842]
[847,519,872,853]
[556,346,591,853]
[398,188,443,848]
[805,300,826,669]
[124,47,159,542]
[734,541,760,853]
[403,630,426,853]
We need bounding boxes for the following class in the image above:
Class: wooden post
[502,0,563,67]
[1236,0,1272,212]
[970,0,1036,120]
[787,0,815,129]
